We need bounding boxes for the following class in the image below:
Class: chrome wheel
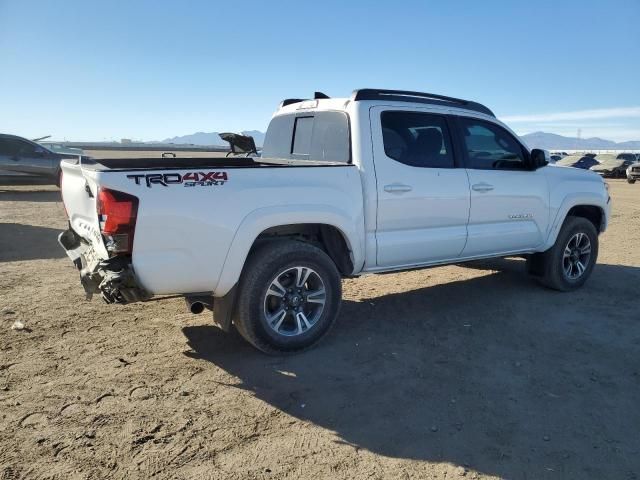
[562,232,592,280]
[263,266,326,337]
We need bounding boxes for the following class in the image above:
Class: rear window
[262,111,350,163]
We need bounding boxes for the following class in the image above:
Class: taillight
[97,188,138,256]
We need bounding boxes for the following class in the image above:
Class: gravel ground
[0,180,638,480]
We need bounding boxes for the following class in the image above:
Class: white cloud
[501,106,640,123]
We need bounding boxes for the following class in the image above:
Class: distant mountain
[161,130,265,147]
[520,131,640,150]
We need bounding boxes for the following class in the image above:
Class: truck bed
[59,155,363,298]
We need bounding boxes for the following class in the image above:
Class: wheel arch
[214,205,364,297]
[543,196,607,250]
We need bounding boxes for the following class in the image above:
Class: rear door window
[380,111,455,168]
[0,139,23,156]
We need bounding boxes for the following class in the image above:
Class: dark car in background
[590,153,638,178]
[0,134,81,185]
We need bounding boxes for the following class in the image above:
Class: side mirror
[530,148,549,169]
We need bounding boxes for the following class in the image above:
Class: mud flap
[213,284,238,332]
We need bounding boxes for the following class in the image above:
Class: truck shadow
[0,223,66,262]
[182,260,640,479]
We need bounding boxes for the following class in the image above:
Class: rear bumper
[58,227,151,304]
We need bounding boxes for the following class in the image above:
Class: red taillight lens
[97,188,138,255]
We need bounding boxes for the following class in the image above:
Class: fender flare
[213,204,364,296]
[542,193,607,250]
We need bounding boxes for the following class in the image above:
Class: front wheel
[628,177,636,184]
[234,240,342,354]
[531,216,599,291]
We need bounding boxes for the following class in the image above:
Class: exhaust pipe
[189,301,205,314]
[185,295,213,314]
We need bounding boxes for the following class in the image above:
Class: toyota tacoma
[59,89,611,353]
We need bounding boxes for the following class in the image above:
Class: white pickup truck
[59,89,611,353]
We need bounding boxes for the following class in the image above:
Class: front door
[371,107,471,267]
[455,117,549,257]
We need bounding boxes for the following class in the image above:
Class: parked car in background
[556,154,599,170]
[589,154,629,178]
[0,134,82,185]
[627,160,640,184]
[549,154,563,163]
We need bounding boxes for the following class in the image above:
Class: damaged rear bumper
[58,227,151,304]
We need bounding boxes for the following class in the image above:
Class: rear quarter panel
[95,165,364,296]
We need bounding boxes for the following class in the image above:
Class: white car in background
[627,160,640,184]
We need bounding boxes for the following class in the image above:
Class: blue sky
[1,0,639,141]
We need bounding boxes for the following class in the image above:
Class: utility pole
[577,128,582,152]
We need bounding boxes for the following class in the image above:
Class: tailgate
[59,159,107,257]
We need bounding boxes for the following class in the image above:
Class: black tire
[530,216,599,291]
[628,177,636,184]
[233,240,342,354]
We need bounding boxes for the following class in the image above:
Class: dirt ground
[0,180,638,480]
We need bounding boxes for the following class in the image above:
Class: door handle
[472,183,494,192]
[384,184,412,193]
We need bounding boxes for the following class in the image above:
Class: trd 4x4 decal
[127,171,228,188]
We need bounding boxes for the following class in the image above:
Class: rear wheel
[530,216,598,291]
[234,240,342,354]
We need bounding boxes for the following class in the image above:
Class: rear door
[371,107,470,267]
[454,116,549,256]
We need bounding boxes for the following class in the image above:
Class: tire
[628,177,636,184]
[233,240,342,354]
[531,216,599,291]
